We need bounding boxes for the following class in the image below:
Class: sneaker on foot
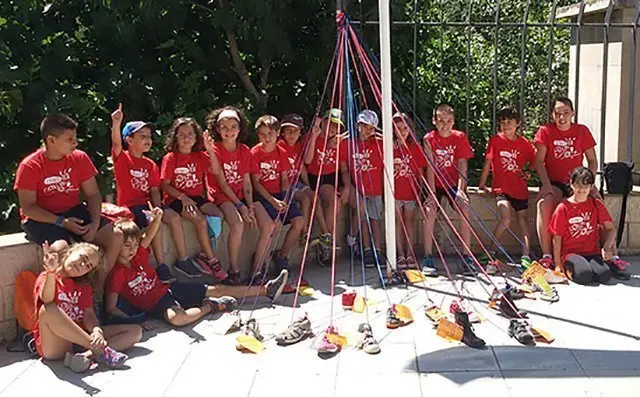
[265,269,288,302]
[341,290,357,310]
[508,318,535,346]
[357,323,380,354]
[363,247,376,268]
[421,254,437,276]
[64,352,92,373]
[539,256,554,269]
[95,346,128,369]
[155,263,176,284]
[276,314,312,346]
[204,296,237,314]
[222,271,242,286]
[174,258,202,278]
[194,253,228,281]
[609,257,631,280]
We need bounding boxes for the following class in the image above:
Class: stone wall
[1,189,638,342]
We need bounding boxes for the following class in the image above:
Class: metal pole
[412,0,418,121]
[599,0,614,170]
[492,0,501,133]
[465,0,473,135]
[546,0,559,119]
[519,0,531,117]
[628,3,640,162]
[574,0,586,121]
[378,0,395,272]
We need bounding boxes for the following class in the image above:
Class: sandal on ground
[276,315,312,346]
[396,256,407,270]
[508,319,535,346]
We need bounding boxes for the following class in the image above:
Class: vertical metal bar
[628,3,640,162]
[465,0,473,135]
[599,0,614,170]
[574,0,586,121]
[412,0,418,121]
[439,0,445,99]
[546,0,559,119]
[520,0,532,117]
[492,0,501,132]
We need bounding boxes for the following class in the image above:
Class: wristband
[55,216,64,227]
[235,201,245,210]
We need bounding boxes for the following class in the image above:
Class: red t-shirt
[206,143,258,203]
[106,247,169,311]
[485,134,535,200]
[277,140,304,183]
[347,138,384,196]
[251,144,286,195]
[424,130,474,189]
[14,149,97,218]
[549,198,612,261]
[32,272,93,354]
[534,123,596,184]
[306,135,348,176]
[112,149,161,208]
[394,142,428,201]
[160,151,209,202]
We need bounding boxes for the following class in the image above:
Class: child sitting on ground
[105,206,289,327]
[251,115,304,279]
[549,167,630,284]
[110,103,173,283]
[33,240,140,373]
[478,107,535,270]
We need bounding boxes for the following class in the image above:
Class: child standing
[110,103,173,283]
[535,97,599,268]
[346,110,384,267]
[392,112,430,270]
[422,104,474,275]
[251,115,304,279]
[160,118,228,281]
[33,240,140,372]
[105,210,288,327]
[14,114,123,277]
[278,114,315,243]
[549,167,630,284]
[205,106,258,285]
[478,107,535,268]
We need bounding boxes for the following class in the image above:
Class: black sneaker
[265,269,288,302]
[156,263,176,284]
[222,271,242,286]
[508,318,535,346]
[174,258,202,278]
[498,289,528,319]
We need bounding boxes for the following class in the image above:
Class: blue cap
[122,121,155,139]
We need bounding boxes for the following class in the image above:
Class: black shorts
[257,192,302,224]
[551,181,572,198]
[148,282,208,320]
[21,203,110,245]
[308,172,343,190]
[165,195,209,214]
[129,204,150,229]
[435,187,457,207]
[496,194,529,212]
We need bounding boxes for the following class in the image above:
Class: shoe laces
[611,257,629,270]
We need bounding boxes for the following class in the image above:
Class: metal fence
[340,0,640,172]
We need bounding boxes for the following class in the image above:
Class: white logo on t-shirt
[435,146,455,169]
[260,160,280,182]
[44,168,78,194]
[553,138,580,160]
[352,149,376,172]
[174,163,201,190]
[394,154,413,179]
[128,270,157,296]
[57,290,84,322]
[130,168,149,192]
[568,211,594,238]
[317,148,337,165]
[500,150,520,173]
[223,161,244,186]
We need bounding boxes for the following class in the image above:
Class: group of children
[13,97,631,371]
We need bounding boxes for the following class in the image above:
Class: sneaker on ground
[341,290,356,310]
[174,258,202,278]
[265,269,288,302]
[204,296,237,314]
[421,254,437,276]
[317,326,339,354]
[486,263,499,275]
[454,311,486,349]
[520,256,532,269]
[276,315,312,346]
[539,256,554,269]
[449,299,480,323]
[508,318,535,346]
[461,255,477,276]
[95,346,128,369]
[357,323,380,354]
[155,263,176,284]
[363,247,377,268]
[386,307,401,329]
[64,352,92,373]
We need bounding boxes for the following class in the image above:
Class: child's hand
[239,206,256,228]
[82,221,100,242]
[61,217,89,235]
[143,201,164,223]
[455,190,469,205]
[141,321,155,331]
[180,196,198,214]
[272,199,287,213]
[338,186,350,205]
[111,103,124,125]
[203,130,215,153]
[90,328,107,351]
[478,186,490,197]
[42,241,60,273]
[311,118,322,137]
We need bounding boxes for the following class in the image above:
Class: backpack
[6,270,38,357]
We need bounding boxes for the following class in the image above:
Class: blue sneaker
[156,263,176,284]
[461,255,476,276]
[174,258,201,278]
[421,255,437,276]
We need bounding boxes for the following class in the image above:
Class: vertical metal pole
[492,0,501,132]
[546,0,559,119]
[520,0,532,117]
[465,0,473,135]
[412,0,418,121]
[574,0,586,121]
[628,3,640,162]
[439,2,445,100]
[378,0,396,272]
[599,0,614,170]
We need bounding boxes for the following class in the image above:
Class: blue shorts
[257,192,302,225]
[148,282,208,320]
[21,203,110,245]
[129,204,150,229]
[293,181,310,192]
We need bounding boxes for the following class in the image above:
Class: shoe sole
[160,277,177,284]
[191,257,214,276]
[174,266,201,278]
[270,271,289,302]
[64,352,91,373]
[276,330,312,346]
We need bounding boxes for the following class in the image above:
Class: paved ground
[1,257,639,397]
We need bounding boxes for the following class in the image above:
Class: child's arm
[18,190,87,233]
[141,204,163,249]
[478,158,492,195]
[281,169,291,193]
[300,166,311,186]
[79,176,103,242]
[242,173,257,227]
[338,160,351,205]
[552,235,563,272]
[601,221,616,260]
[111,103,124,158]
[534,143,553,196]
[104,292,131,318]
[150,187,162,208]
[252,174,286,213]
[457,158,468,192]
[160,180,198,213]
[83,307,108,351]
[304,119,322,165]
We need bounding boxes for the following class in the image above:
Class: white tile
[335,372,420,397]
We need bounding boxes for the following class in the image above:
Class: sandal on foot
[396,256,407,270]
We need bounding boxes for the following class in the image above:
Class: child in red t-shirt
[534,97,599,268]
[345,110,384,268]
[251,115,304,281]
[204,106,259,285]
[160,118,228,282]
[14,114,124,277]
[110,103,173,284]
[549,167,630,284]
[105,209,288,327]
[303,109,351,265]
[392,112,431,270]
[478,107,535,268]
[33,240,140,372]
[422,104,474,275]
[278,114,315,244]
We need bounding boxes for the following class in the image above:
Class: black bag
[5,321,38,358]
[603,162,634,194]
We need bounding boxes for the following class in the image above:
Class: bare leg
[403,207,416,258]
[165,306,212,327]
[253,202,275,272]
[163,208,187,259]
[150,227,165,264]
[38,304,92,360]
[395,207,406,257]
[516,209,532,257]
[492,200,512,250]
[370,219,382,249]
[423,201,438,256]
[183,208,216,259]
[294,189,312,232]
[318,185,335,234]
[101,324,142,352]
[219,202,244,273]
[536,187,562,255]
[204,284,266,298]
[93,224,124,275]
[281,216,303,258]
[458,201,472,251]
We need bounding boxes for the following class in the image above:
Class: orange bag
[13,270,38,331]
